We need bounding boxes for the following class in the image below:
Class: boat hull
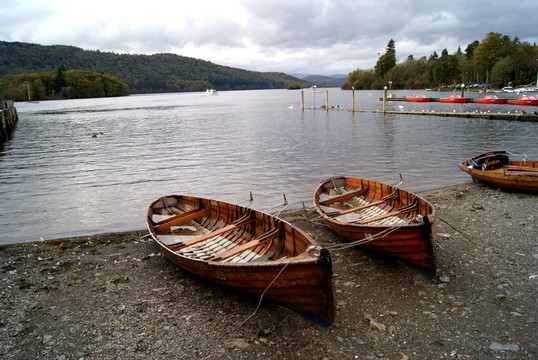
[406,94,431,102]
[473,96,506,104]
[439,95,468,103]
[439,99,468,103]
[313,176,436,275]
[459,151,538,192]
[147,195,336,326]
[406,98,431,102]
[507,95,538,106]
[507,100,538,105]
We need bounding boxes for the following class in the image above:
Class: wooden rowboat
[458,151,538,192]
[147,195,336,327]
[313,176,436,275]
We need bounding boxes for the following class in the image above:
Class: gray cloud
[1,0,536,75]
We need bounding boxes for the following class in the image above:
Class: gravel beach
[1,182,536,359]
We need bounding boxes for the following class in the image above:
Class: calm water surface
[1,89,537,244]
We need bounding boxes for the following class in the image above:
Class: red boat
[473,95,506,104]
[406,94,431,102]
[507,95,538,106]
[439,94,469,103]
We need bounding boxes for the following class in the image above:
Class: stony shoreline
[1,182,536,359]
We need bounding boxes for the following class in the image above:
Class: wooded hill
[0,68,131,101]
[0,41,310,94]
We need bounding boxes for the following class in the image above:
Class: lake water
[1,89,537,244]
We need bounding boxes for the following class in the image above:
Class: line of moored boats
[406,93,538,105]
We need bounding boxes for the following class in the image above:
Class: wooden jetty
[339,108,538,122]
[1,100,18,146]
[300,90,538,122]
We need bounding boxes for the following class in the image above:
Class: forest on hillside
[0,67,130,101]
[0,41,309,94]
[343,32,537,90]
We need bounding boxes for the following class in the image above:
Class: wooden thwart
[155,208,210,232]
[172,211,254,251]
[329,191,399,217]
[208,226,281,261]
[356,201,418,224]
[503,166,538,173]
[320,188,369,206]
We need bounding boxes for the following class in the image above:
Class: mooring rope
[437,216,481,247]
[240,245,319,326]
[317,217,417,251]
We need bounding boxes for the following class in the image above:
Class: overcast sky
[2,0,537,75]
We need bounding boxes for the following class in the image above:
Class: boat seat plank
[328,191,399,217]
[319,188,369,206]
[503,166,538,173]
[208,228,280,262]
[173,211,254,250]
[155,208,210,232]
[178,235,235,258]
[357,202,419,224]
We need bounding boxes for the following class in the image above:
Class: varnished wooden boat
[313,176,436,275]
[147,195,336,327]
[458,151,538,192]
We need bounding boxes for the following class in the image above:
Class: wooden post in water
[301,90,304,111]
[383,87,387,113]
[326,90,329,112]
[352,87,355,112]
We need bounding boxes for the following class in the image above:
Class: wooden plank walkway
[317,106,538,122]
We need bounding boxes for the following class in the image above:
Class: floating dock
[300,90,538,122]
[326,107,538,122]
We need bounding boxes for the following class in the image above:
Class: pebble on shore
[0,182,536,359]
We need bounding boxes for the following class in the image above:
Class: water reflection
[1,89,536,244]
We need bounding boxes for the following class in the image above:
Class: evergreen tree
[54,64,66,93]
[375,39,397,77]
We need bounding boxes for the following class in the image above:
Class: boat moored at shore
[147,194,336,326]
[313,176,437,275]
